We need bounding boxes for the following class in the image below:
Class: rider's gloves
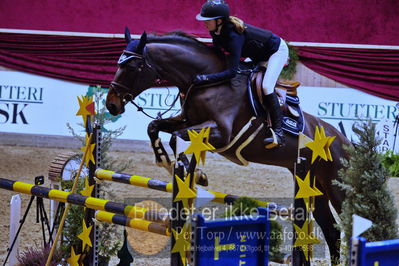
[193,74,209,85]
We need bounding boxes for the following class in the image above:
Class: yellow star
[66,246,81,266]
[184,128,215,165]
[80,134,96,167]
[305,126,329,163]
[303,177,320,212]
[78,219,93,251]
[80,176,95,197]
[317,126,336,161]
[325,135,336,161]
[174,174,197,209]
[76,96,95,126]
[293,219,320,261]
[171,222,191,266]
[295,171,323,199]
[200,127,214,165]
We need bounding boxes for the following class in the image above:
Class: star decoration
[80,176,95,197]
[184,127,215,165]
[174,173,197,209]
[316,125,336,161]
[80,134,96,167]
[66,247,81,266]
[305,126,330,163]
[293,219,320,261]
[171,222,191,266]
[295,171,323,199]
[76,95,95,126]
[78,219,93,251]
[302,177,319,213]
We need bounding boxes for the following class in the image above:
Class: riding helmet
[196,0,230,21]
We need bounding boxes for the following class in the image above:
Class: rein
[110,80,180,120]
[130,93,180,120]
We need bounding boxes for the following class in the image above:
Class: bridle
[110,49,179,120]
[110,50,145,102]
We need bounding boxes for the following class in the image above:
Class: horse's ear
[136,31,147,54]
[124,27,132,44]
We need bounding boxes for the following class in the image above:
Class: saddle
[248,69,305,136]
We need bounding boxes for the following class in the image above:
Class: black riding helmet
[196,0,230,21]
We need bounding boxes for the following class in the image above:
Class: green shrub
[381,150,399,177]
[334,120,398,265]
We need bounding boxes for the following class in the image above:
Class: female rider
[194,0,289,148]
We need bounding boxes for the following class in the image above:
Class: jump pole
[94,168,291,218]
[0,178,169,224]
[95,210,170,236]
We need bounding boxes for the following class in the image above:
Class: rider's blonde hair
[229,16,246,33]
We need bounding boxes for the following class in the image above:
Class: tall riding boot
[263,92,285,149]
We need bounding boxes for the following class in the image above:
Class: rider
[194,0,289,148]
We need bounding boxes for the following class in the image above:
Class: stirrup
[264,128,280,149]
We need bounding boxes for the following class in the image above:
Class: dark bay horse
[106,29,351,262]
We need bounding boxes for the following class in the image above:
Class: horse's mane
[147,31,213,53]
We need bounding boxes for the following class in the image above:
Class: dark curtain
[298,47,399,101]
[1,32,398,100]
[0,33,125,86]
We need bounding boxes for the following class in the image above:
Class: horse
[106,28,351,263]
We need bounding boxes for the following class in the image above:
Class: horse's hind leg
[313,194,341,265]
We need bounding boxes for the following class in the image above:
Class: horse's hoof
[195,169,208,187]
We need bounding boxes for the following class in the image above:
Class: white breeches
[260,38,289,95]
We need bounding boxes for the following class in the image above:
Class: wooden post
[9,194,21,266]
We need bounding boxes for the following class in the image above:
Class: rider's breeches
[260,38,289,95]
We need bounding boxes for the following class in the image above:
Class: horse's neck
[146,43,223,93]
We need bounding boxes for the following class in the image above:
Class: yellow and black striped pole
[95,168,268,205]
[94,169,291,217]
[0,178,169,224]
[95,210,170,236]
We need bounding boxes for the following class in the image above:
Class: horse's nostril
[106,103,117,114]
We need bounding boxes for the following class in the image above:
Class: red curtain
[1,0,398,46]
[297,47,399,101]
[1,32,398,100]
[0,33,125,86]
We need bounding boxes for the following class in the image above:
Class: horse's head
[106,28,158,115]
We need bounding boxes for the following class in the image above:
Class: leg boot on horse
[263,92,285,149]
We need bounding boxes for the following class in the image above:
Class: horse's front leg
[147,115,189,174]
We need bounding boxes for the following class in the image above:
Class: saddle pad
[247,74,305,136]
[282,104,305,136]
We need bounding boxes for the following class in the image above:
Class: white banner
[297,86,399,152]
[1,71,398,151]
[0,70,179,140]
[0,71,87,136]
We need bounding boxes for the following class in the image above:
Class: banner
[0,70,179,140]
[0,71,87,135]
[1,71,398,151]
[298,86,399,152]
